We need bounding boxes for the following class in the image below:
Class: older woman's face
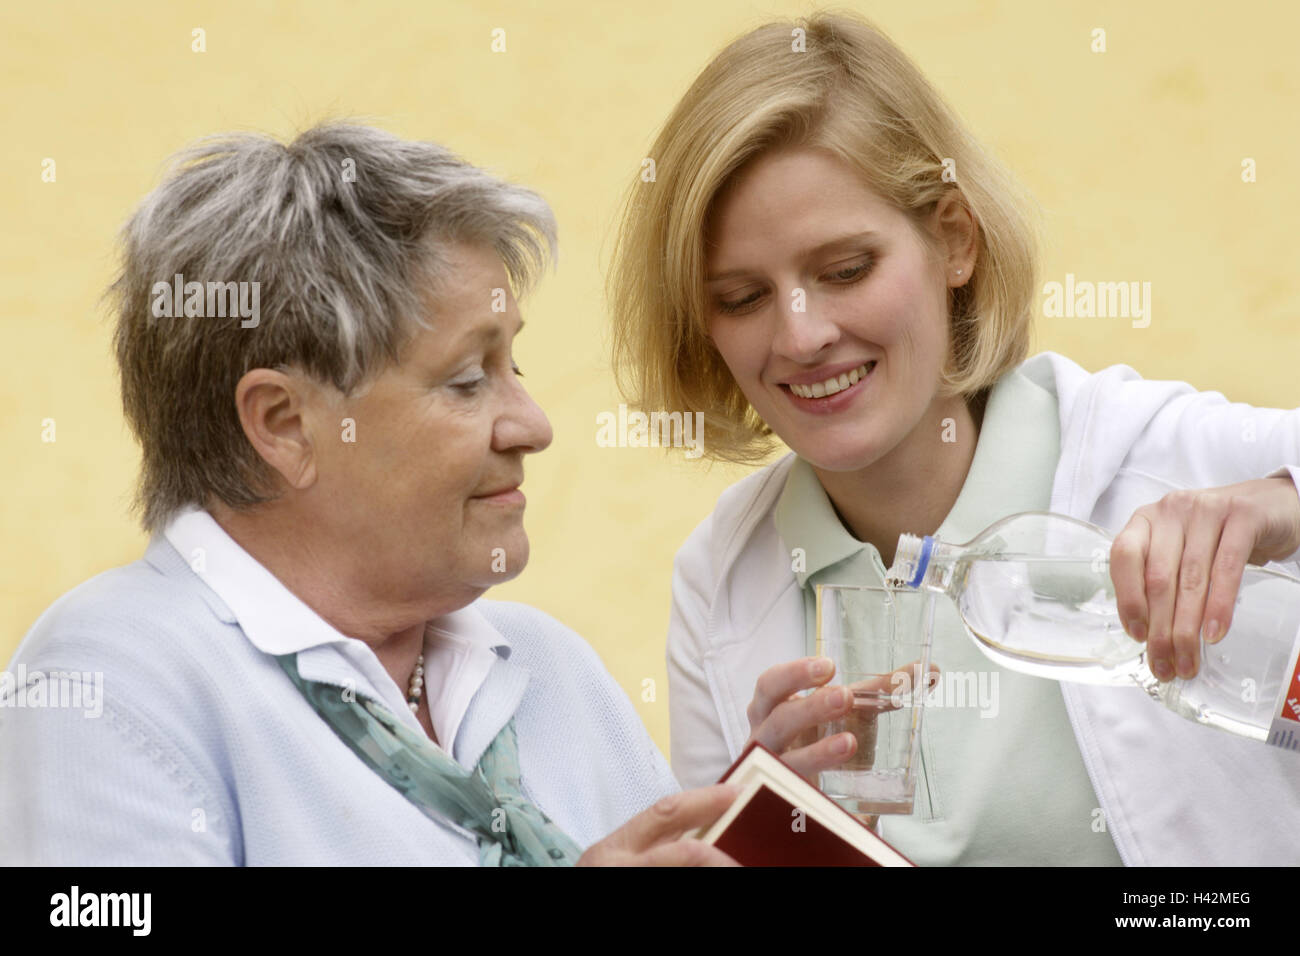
[703,146,955,474]
[308,241,552,609]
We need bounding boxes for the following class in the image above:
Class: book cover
[692,740,916,867]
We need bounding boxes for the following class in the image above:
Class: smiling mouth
[782,361,876,399]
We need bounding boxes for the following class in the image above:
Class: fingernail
[825,687,848,710]
[1205,620,1221,643]
[810,658,833,679]
[1176,654,1194,679]
[832,734,852,754]
[1153,659,1174,680]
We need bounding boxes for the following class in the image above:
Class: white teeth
[788,362,873,399]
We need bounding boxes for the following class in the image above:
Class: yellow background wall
[4,0,1298,762]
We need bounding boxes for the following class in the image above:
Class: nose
[770,288,840,363]
[494,374,553,455]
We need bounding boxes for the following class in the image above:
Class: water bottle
[883,511,1300,751]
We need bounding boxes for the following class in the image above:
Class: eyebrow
[460,315,525,346]
[705,230,878,283]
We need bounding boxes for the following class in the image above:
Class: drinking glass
[814,583,937,825]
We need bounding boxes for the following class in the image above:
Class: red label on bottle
[1267,629,1300,751]
[1281,655,1300,724]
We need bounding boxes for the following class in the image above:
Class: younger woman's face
[703,146,970,473]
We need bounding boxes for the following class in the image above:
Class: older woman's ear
[232,367,322,492]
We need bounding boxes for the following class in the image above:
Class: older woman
[607,12,1300,865]
[0,123,747,866]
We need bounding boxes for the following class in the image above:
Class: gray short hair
[107,121,557,533]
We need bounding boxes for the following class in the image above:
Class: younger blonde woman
[608,11,1300,865]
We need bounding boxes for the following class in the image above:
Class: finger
[1143,513,1185,682]
[779,726,859,781]
[755,661,940,776]
[1170,495,1228,679]
[851,660,941,707]
[619,785,741,853]
[1111,513,1152,642]
[751,684,852,753]
[638,839,742,867]
[1203,505,1256,646]
[746,657,835,731]
[841,681,900,715]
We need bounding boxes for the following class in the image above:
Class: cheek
[420,405,489,476]
[853,267,916,339]
[861,265,946,360]
[710,320,767,386]
[702,325,743,394]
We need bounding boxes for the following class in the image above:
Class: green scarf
[276,653,583,866]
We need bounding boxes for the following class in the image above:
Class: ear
[232,368,321,492]
[926,191,979,288]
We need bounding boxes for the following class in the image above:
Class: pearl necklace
[406,652,425,713]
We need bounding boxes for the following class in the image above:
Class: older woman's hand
[576,785,742,866]
[744,656,939,784]
[1110,476,1300,681]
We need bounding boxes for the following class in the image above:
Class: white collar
[161,504,512,659]
[162,505,515,751]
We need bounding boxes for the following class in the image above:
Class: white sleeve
[666,512,736,791]
[1130,389,1299,485]
[1264,464,1300,570]
[0,677,238,865]
[1124,390,1300,568]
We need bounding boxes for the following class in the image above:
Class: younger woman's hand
[1110,476,1300,681]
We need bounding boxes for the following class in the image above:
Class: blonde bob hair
[607,9,1043,464]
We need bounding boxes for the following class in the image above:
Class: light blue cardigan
[0,535,679,865]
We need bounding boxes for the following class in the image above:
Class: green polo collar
[772,366,1061,588]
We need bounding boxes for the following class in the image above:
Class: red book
[690,740,916,867]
